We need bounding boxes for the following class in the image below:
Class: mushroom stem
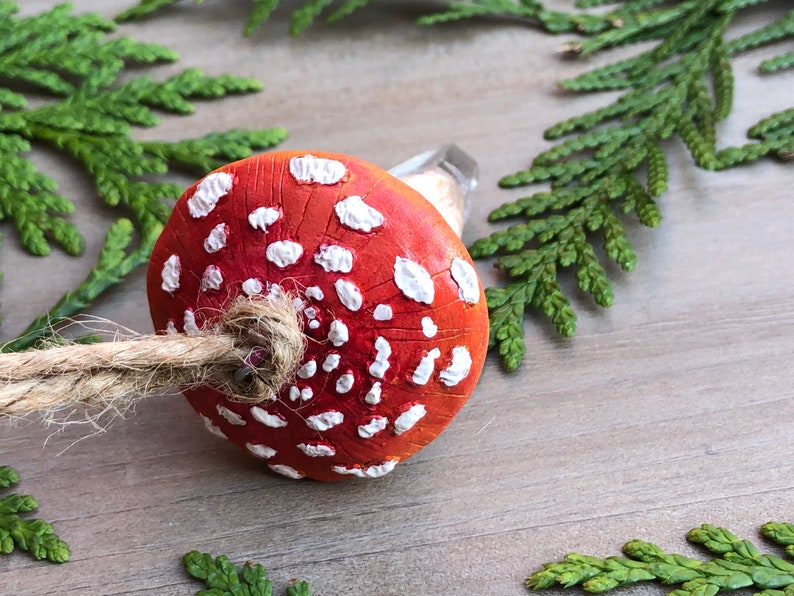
[390,144,478,237]
[0,296,304,419]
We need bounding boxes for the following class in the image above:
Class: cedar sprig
[460,1,794,370]
[0,465,70,563]
[184,550,311,596]
[527,523,794,596]
[0,3,286,351]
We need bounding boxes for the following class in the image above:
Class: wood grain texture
[2,1,794,594]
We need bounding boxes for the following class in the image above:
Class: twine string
[0,296,305,419]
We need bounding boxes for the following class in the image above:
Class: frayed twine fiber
[0,295,305,420]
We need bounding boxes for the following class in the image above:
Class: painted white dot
[314,245,353,273]
[394,404,427,435]
[188,171,233,218]
[250,406,287,428]
[308,320,321,329]
[203,223,228,253]
[289,386,301,402]
[202,415,226,439]
[373,304,392,321]
[246,442,276,459]
[297,442,336,457]
[368,336,391,379]
[412,348,441,385]
[358,416,388,439]
[301,387,313,401]
[365,382,382,405]
[394,257,434,304]
[335,373,355,394]
[297,360,317,379]
[248,206,280,231]
[333,460,397,479]
[334,195,384,232]
[242,278,263,296]
[289,154,347,185]
[421,316,438,338]
[306,411,344,431]
[328,320,349,347]
[266,240,303,268]
[216,405,246,426]
[291,297,304,311]
[183,310,201,336]
[451,257,481,304]
[269,464,304,479]
[305,286,324,301]
[334,279,363,311]
[165,320,177,335]
[322,353,341,372]
[440,346,473,387]
[304,306,318,320]
[201,265,223,291]
[161,254,181,293]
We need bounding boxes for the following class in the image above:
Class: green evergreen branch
[184,550,311,596]
[458,1,794,369]
[0,3,286,350]
[0,465,70,563]
[527,523,794,596]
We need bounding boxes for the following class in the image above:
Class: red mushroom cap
[146,151,489,481]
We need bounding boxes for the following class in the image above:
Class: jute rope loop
[0,295,305,418]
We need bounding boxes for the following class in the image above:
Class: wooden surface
[2,2,794,594]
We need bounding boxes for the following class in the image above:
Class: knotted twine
[0,295,305,419]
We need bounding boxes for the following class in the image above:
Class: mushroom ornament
[146,150,489,481]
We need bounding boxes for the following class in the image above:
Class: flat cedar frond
[184,550,311,595]
[527,523,794,596]
[0,465,70,563]
[0,3,286,352]
[460,1,794,370]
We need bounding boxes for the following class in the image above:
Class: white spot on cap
[201,265,223,291]
[308,320,320,329]
[304,306,317,320]
[297,360,317,379]
[323,353,340,372]
[246,442,276,459]
[250,406,287,428]
[183,310,201,336]
[336,373,355,394]
[289,154,347,185]
[305,286,324,301]
[188,171,233,218]
[394,257,434,304]
[440,346,473,387]
[217,405,246,426]
[288,385,309,402]
[306,411,344,431]
[165,320,177,335]
[412,348,440,385]
[421,316,438,338]
[358,417,388,439]
[333,460,397,479]
[335,195,384,232]
[334,279,363,311]
[248,206,280,231]
[314,245,353,273]
[203,223,227,253]
[451,257,481,304]
[267,282,283,300]
[365,382,382,405]
[161,254,181,293]
[266,240,303,268]
[394,404,427,435]
[242,278,263,296]
[368,337,391,379]
[202,415,226,439]
[269,464,304,479]
[297,442,336,457]
[373,304,392,321]
[328,320,349,347]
